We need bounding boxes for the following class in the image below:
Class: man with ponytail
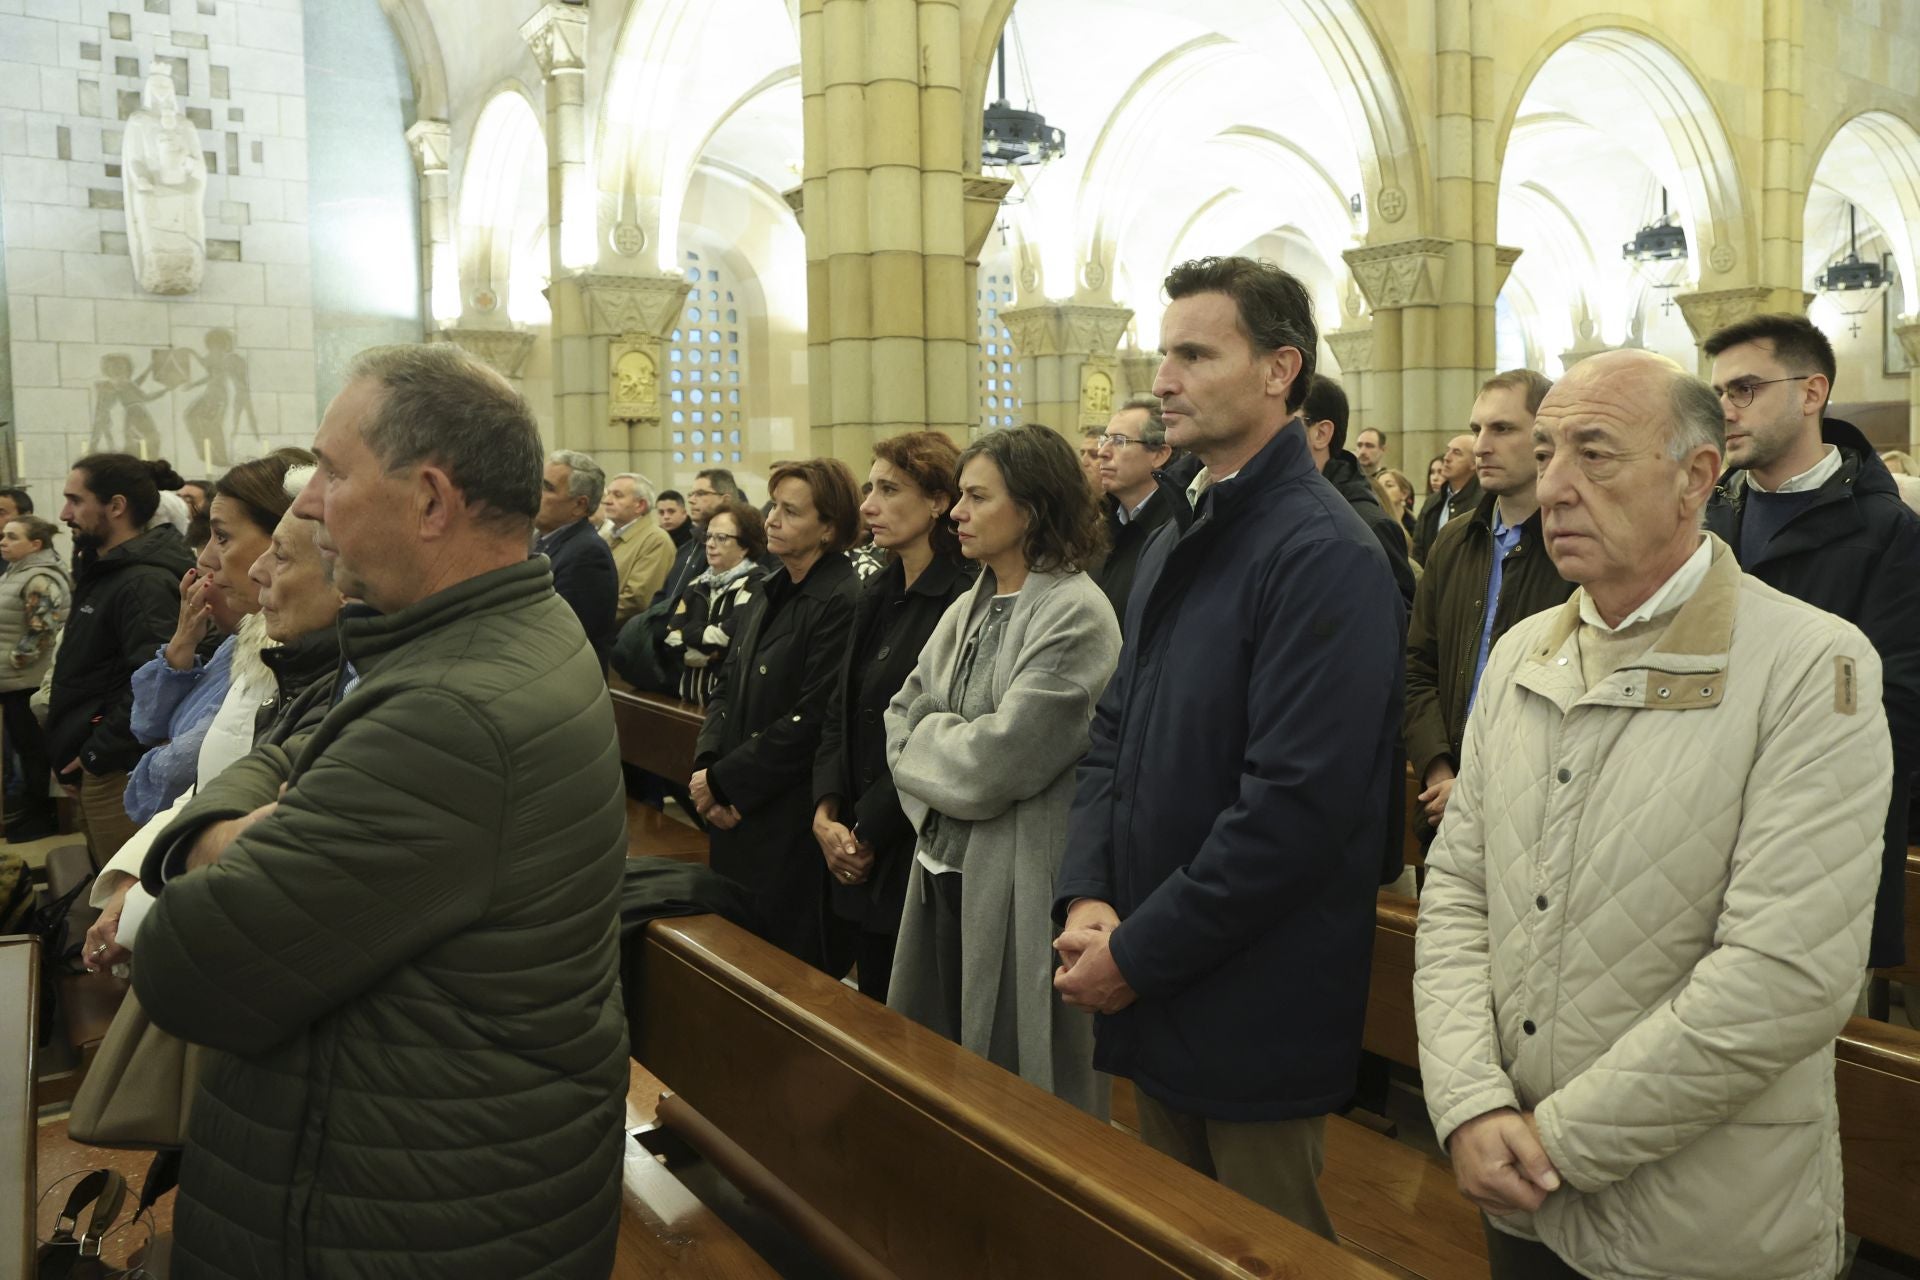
[51,453,195,863]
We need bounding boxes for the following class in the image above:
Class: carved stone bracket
[520,2,587,76]
[437,327,536,380]
[1118,348,1160,399]
[1673,287,1811,346]
[1342,239,1452,311]
[1892,318,1920,367]
[1325,327,1374,376]
[575,272,692,340]
[963,175,1015,264]
[405,119,450,174]
[1493,245,1524,297]
[1002,302,1132,361]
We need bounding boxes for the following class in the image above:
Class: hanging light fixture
[1621,188,1688,263]
[1816,204,1891,294]
[981,29,1065,169]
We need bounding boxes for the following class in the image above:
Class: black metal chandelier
[981,35,1064,168]
[1816,205,1891,294]
[1621,188,1688,263]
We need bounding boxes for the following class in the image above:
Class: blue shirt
[125,634,237,824]
[1467,509,1524,715]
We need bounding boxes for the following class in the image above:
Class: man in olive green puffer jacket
[135,345,629,1280]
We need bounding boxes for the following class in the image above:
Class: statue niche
[122,68,208,295]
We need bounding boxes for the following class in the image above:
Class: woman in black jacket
[690,458,864,968]
[811,431,972,1000]
[662,501,766,707]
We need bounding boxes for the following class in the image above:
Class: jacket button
[876,645,891,661]
[1523,1020,1537,1035]
[1555,768,1571,783]
[759,664,768,675]
[862,708,878,724]
[1535,894,1548,911]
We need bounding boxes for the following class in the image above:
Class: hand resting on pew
[1446,1107,1560,1216]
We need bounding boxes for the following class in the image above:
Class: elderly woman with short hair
[883,424,1121,1115]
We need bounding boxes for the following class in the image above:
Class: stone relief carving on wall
[122,68,207,295]
[90,330,253,467]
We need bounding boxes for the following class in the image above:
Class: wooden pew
[2,935,39,1280]
[1368,893,1920,1263]
[633,914,1394,1279]
[609,688,705,785]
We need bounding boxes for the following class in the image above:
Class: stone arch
[596,0,800,275]
[964,0,1426,235]
[1494,21,1751,286]
[456,87,547,323]
[1803,110,1920,301]
[376,0,448,121]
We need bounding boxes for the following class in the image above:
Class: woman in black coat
[691,458,864,969]
[662,501,766,707]
[812,431,973,1000]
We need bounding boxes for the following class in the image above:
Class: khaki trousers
[79,769,138,868]
[1133,1090,1336,1241]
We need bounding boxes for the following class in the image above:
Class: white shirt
[1113,491,1157,525]
[1745,444,1841,494]
[1577,536,1713,633]
[1185,467,1242,511]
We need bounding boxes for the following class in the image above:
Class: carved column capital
[405,119,451,173]
[1892,317,1920,367]
[1324,327,1374,376]
[520,3,588,77]
[1673,287,1810,346]
[436,328,536,380]
[1342,238,1452,311]
[574,271,692,339]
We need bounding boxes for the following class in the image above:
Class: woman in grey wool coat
[884,425,1121,1117]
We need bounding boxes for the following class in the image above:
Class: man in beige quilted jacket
[1413,349,1892,1280]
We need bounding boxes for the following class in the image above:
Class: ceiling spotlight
[1622,188,1688,263]
[981,33,1064,169]
[1816,204,1891,294]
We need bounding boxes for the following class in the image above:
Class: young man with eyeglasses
[1092,394,1189,620]
[1705,313,1920,983]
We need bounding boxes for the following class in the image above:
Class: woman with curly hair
[882,423,1121,1115]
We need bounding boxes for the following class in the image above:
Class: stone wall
[0,0,419,503]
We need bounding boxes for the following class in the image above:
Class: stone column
[1895,320,1920,454]
[1345,239,1452,467]
[405,119,453,332]
[1760,0,1806,299]
[520,3,590,280]
[1433,0,1479,420]
[1675,286,1813,374]
[1001,302,1132,435]
[543,273,692,476]
[1324,326,1374,443]
[798,0,1009,462]
[1117,347,1160,401]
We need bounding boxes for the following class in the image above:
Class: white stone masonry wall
[1,0,316,497]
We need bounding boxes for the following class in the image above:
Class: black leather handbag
[37,1169,128,1279]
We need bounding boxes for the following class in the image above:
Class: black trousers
[1484,1219,1590,1280]
[0,689,54,824]
[929,870,964,1035]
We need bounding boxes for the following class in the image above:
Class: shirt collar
[1746,444,1841,494]
[1114,489,1157,525]
[1577,536,1712,633]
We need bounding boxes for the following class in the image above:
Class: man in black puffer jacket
[51,454,195,864]
[1704,313,1920,975]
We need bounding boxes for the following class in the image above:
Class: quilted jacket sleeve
[1533,626,1890,1192]
[1413,631,1523,1150]
[133,688,509,1058]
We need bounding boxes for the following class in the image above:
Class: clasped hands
[688,769,743,831]
[1052,899,1137,1015]
[1448,1107,1562,1216]
[811,803,873,886]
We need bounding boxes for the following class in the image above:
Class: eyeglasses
[1100,434,1153,450]
[687,488,718,500]
[1717,375,1809,409]
[704,532,741,546]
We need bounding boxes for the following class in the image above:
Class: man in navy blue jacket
[1053,256,1405,1239]
[535,449,619,672]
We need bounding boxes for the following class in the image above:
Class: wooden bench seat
[1367,892,1920,1269]
[634,913,1394,1279]
[610,688,705,785]
[615,1134,779,1280]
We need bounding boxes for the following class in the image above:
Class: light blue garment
[1467,508,1525,716]
[125,635,237,824]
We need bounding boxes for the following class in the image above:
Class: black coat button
[1523,1020,1537,1035]
[1536,895,1548,911]
[876,645,892,661]
[861,708,879,724]
[1556,768,1571,783]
